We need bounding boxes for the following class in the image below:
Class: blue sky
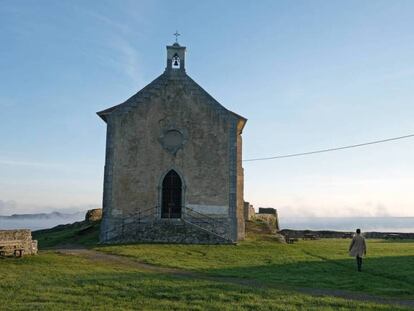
[1,0,413,217]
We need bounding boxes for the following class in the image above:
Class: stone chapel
[97,41,247,244]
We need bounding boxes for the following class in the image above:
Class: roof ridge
[97,72,246,124]
[97,73,167,120]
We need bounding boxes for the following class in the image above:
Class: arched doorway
[161,170,182,218]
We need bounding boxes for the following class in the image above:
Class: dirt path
[55,248,414,309]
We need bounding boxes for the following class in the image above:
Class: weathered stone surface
[254,213,280,231]
[102,219,234,245]
[85,208,103,222]
[256,207,279,231]
[258,207,277,215]
[97,43,246,244]
[0,229,37,256]
[243,202,255,221]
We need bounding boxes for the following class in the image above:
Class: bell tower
[98,36,247,245]
[166,42,186,73]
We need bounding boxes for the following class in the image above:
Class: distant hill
[0,211,86,230]
[0,211,84,220]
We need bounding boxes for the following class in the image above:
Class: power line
[243,133,414,162]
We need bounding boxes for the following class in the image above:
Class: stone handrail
[183,206,230,241]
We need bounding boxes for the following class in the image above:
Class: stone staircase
[101,206,233,244]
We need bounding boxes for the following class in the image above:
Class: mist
[0,212,86,231]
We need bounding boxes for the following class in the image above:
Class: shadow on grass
[4,266,393,311]
[203,255,414,299]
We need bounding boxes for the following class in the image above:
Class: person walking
[349,228,367,272]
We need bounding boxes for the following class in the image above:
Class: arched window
[161,170,182,218]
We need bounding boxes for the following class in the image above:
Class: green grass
[33,220,100,248]
[0,252,409,311]
[23,219,414,310]
[96,231,414,298]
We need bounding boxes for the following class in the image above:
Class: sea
[280,217,414,233]
[0,213,85,231]
[1,214,413,233]
[0,213,414,232]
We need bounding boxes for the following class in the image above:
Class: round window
[163,130,183,149]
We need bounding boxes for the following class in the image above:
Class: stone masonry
[256,207,280,231]
[0,229,38,256]
[85,208,103,222]
[97,42,247,244]
[243,201,255,220]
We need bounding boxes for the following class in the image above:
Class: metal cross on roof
[173,30,180,43]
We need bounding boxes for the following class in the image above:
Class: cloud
[272,197,395,218]
[70,3,145,87]
[109,36,144,87]
[76,8,131,35]
[370,203,391,217]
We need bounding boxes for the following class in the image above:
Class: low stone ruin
[255,207,280,231]
[243,203,280,232]
[0,229,37,257]
[85,208,102,222]
[243,202,255,220]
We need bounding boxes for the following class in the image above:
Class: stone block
[85,208,103,222]
[258,207,277,215]
[0,229,37,256]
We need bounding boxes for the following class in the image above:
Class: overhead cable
[243,133,414,162]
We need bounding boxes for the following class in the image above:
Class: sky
[0,0,413,217]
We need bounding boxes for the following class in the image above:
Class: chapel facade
[97,42,246,244]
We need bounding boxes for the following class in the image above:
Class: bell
[173,59,179,66]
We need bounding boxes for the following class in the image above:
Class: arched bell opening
[161,170,182,218]
[172,53,180,69]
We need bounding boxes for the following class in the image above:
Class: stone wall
[243,202,255,221]
[100,71,246,244]
[101,219,234,244]
[235,123,245,240]
[279,230,414,239]
[258,208,277,215]
[257,208,279,231]
[255,214,279,231]
[0,229,37,256]
[109,77,231,217]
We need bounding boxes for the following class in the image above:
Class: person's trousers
[356,256,362,271]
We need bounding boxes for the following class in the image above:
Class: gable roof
[97,71,247,130]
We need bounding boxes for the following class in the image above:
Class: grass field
[97,236,414,298]
[33,220,100,248]
[2,251,408,311]
[0,220,412,310]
